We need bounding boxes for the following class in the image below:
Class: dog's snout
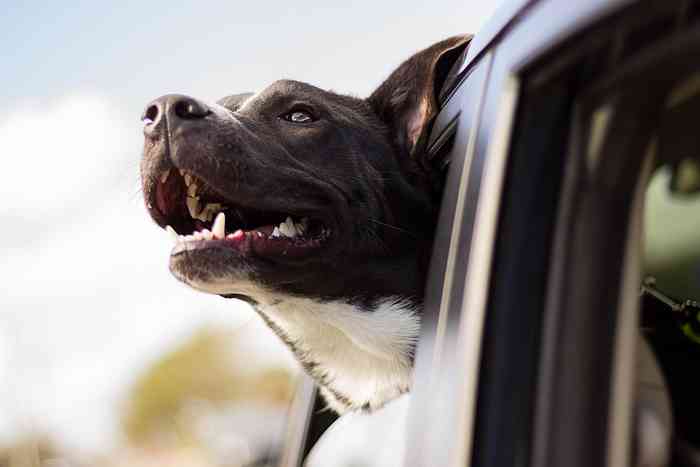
[142,94,210,136]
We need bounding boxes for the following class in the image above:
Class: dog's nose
[142,94,210,136]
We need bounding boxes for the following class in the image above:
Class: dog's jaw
[185,273,420,413]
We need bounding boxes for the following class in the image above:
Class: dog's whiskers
[361,225,390,254]
[367,218,417,238]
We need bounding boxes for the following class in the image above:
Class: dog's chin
[166,228,346,301]
[168,245,257,296]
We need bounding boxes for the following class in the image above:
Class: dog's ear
[367,35,472,160]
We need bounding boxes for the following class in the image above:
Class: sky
[0,0,500,455]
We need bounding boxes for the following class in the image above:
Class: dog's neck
[190,275,420,413]
[255,295,420,413]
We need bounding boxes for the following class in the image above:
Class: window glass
[645,164,700,301]
[641,159,700,464]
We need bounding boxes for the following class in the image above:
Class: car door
[278,0,700,466]
[406,1,700,467]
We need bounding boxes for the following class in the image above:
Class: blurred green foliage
[122,327,294,444]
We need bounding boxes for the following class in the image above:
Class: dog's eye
[282,109,315,123]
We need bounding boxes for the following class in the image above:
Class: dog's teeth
[285,216,296,233]
[277,217,298,238]
[186,197,201,218]
[179,169,186,176]
[184,174,192,186]
[212,212,225,239]
[278,223,292,237]
[201,229,213,240]
[160,171,170,183]
[165,225,178,243]
[187,183,198,197]
[193,231,203,241]
[272,227,281,238]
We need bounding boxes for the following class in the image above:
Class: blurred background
[0,1,498,465]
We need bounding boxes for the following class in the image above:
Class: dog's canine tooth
[187,182,198,198]
[159,171,170,183]
[184,173,192,186]
[186,197,202,218]
[165,225,179,243]
[212,212,225,239]
[272,226,281,238]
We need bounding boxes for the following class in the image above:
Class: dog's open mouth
[151,169,331,259]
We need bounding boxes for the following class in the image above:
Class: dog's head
[141,36,470,307]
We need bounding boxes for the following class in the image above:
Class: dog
[140,35,471,414]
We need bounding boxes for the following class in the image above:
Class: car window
[642,154,700,466]
[645,163,700,302]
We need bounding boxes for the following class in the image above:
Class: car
[274,0,700,465]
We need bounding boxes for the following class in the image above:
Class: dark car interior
[551,2,700,464]
[530,2,700,463]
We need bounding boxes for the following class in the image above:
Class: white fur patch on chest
[259,296,420,413]
[186,276,420,413]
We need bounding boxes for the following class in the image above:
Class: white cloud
[0,94,137,220]
[0,95,295,453]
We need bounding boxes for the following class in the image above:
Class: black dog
[141,36,471,413]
